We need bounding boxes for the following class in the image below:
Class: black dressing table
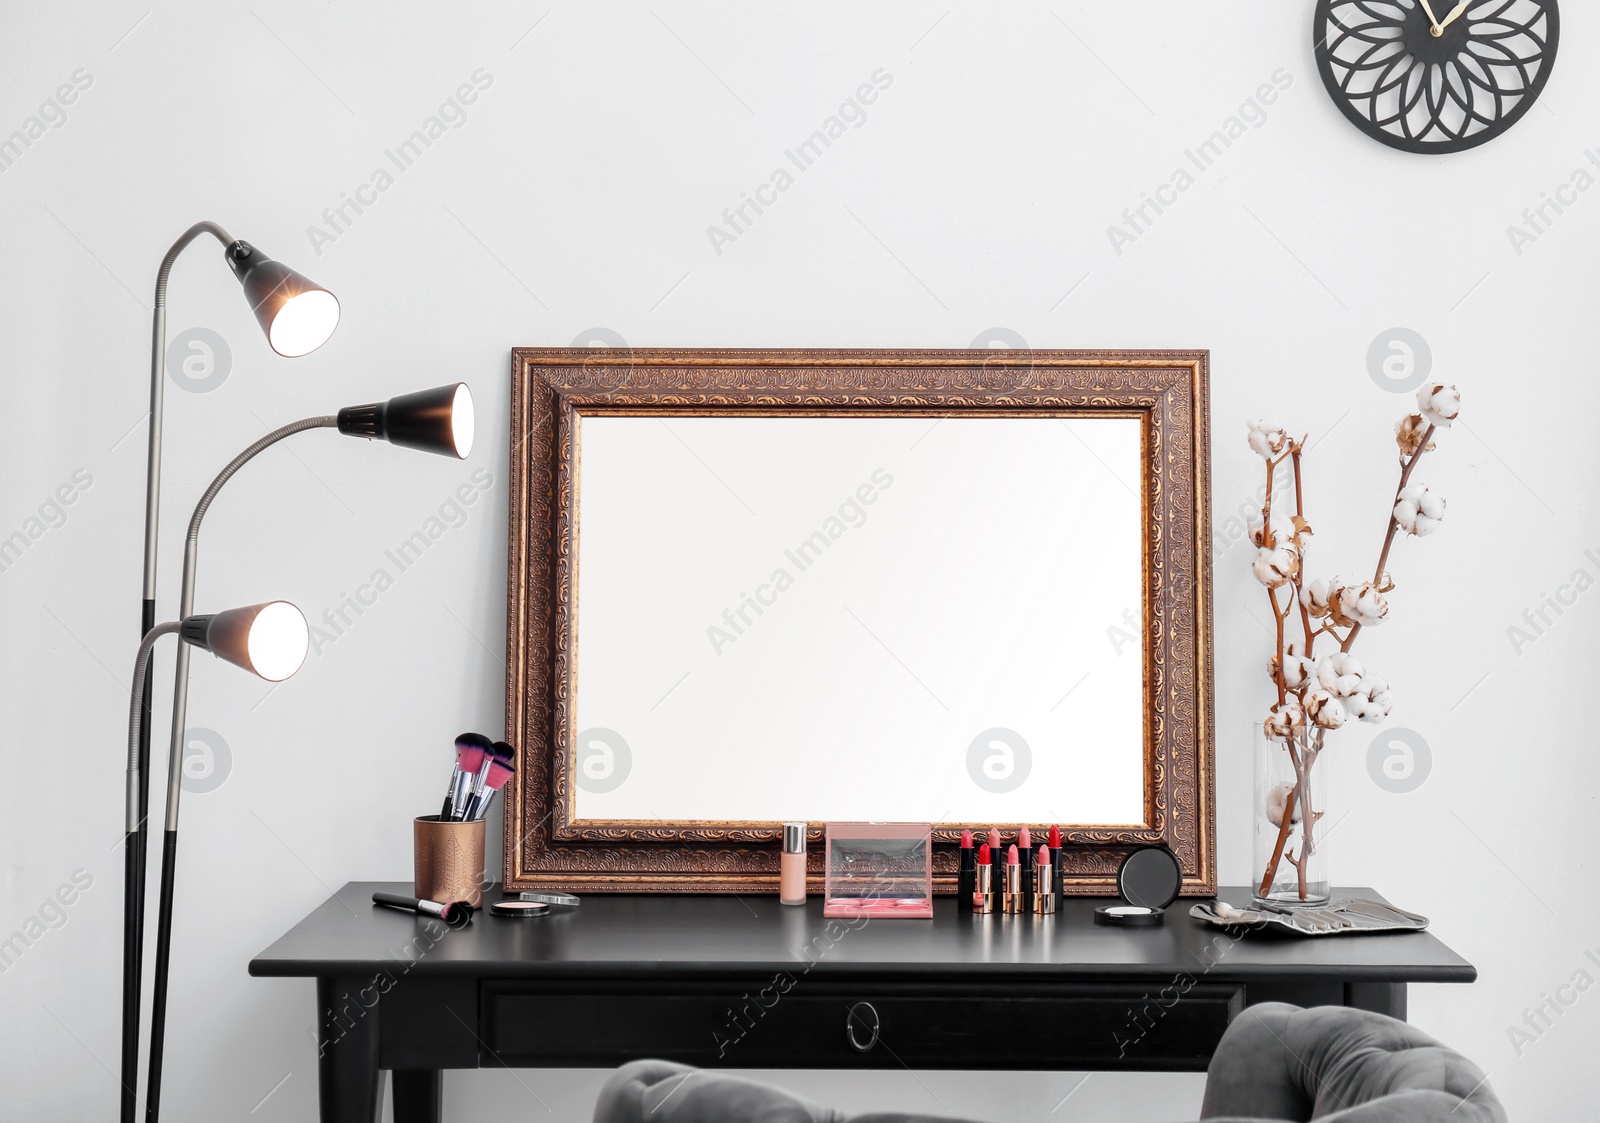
[250,882,1475,1123]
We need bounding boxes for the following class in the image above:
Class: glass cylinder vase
[1253,721,1330,907]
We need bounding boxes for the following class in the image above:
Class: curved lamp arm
[162,415,337,830]
[126,622,182,831]
[128,220,232,1123]
[144,221,234,606]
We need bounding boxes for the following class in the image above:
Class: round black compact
[489,899,550,918]
[1094,846,1182,927]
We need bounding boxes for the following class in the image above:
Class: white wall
[2,2,1594,1120]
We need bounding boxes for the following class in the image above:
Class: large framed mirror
[504,349,1214,894]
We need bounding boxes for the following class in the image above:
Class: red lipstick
[986,829,1003,912]
[973,842,993,913]
[958,829,976,912]
[1048,825,1063,895]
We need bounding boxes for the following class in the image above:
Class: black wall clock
[1314,0,1558,153]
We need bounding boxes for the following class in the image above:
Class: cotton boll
[1264,701,1306,742]
[1265,782,1301,828]
[1395,413,1433,458]
[1415,383,1461,428]
[1394,484,1446,536]
[1249,510,1298,549]
[1337,581,1389,626]
[1247,419,1290,459]
[1253,544,1299,588]
[1347,673,1393,723]
[1315,652,1366,697]
[1279,652,1315,691]
[1304,689,1348,730]
[1301,576,1339,618]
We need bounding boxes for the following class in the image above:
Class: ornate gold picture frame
[503,348,1214,894]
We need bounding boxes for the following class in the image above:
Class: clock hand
[1438,0,1471,30]
[1418,0,1444,34]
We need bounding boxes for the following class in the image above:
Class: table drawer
[483,978,1243,1071]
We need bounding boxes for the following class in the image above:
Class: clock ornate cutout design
[1314,0,1558,153]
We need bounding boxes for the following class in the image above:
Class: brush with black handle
[440,733,493,821]
[372,891,473,927]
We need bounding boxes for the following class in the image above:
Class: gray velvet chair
[1199,1003,1503,1123]
[591,1003,1505,1123]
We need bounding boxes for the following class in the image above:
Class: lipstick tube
[958,831,976,913]
[973,860,993,914]
[1049,826,1064,896]
[1003,859,1021,914]
[1034,850,1056,915]
[1019,832,1034,915]
[986,830,1003,913]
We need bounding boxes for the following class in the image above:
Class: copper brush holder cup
[414,815,485,910]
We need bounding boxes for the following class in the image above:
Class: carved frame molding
[504,348,1214,895]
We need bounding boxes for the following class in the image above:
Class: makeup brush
[442,733,493,821]
[372,891,473,928]
[1049,825,1064,896]
[958,829,975,913]
[467,740,513,813]
[465,754,515,821]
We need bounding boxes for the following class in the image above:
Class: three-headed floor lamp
[138,383,474,1122]
[128,223,338,1123]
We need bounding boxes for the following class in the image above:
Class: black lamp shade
[336,383,474,459]
[226,241,339,358]
[180,601,309,682]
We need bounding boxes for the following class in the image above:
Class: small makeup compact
[490,898,550,918]
[1094,846,1182,927]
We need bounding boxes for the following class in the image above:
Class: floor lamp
[129,222,338,1123]
[140,383,474,1122]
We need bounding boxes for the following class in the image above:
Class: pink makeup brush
[465,740,511,816]
[442,733,492,821]
[465,755,515,820]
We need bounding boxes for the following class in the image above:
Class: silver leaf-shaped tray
[1189,897,1429,937]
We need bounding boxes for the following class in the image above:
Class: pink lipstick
[1004,843,1021,914]
[959,829,976,912]
[1034,844,1056,914]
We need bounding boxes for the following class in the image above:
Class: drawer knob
[845,1002,880,1052]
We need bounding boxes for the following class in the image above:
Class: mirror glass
[571,414,1145,827]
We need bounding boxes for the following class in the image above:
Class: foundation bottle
[780,822,807,906]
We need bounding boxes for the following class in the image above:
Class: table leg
[318,976,384,1123]
[392,1070,443,1123]
[1346,981,1407,1020]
